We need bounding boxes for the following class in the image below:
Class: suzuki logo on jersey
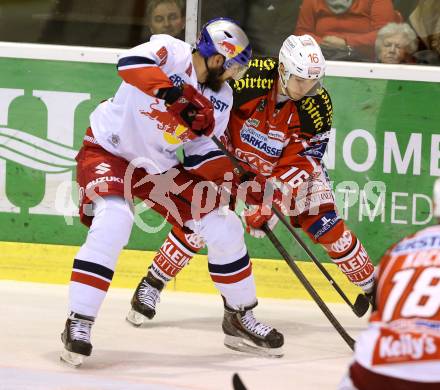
[85,176,123,190]
[95,163,111,174]
[210,96,229,112]
[240,125,283,157]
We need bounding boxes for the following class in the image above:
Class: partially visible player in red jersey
[339,180,440,389]
[127,35,376,329]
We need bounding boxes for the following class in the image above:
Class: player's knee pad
[186,209,246,263]
[78,195,134,267]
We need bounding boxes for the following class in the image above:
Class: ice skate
[60,312,94,367]
[126,272,164,326]
[222,305,284,358]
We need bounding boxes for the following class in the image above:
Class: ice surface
[0,281,368,390]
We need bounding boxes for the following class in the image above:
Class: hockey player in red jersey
[128,35,376,332]
[60,18,285,366]
[338,179,440,389]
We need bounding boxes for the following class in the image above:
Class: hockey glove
[157,84,215,137]
[242,205,279,238]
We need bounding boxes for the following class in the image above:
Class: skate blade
[224,335,284,358]
[126,309,148,327]
[60,349,85,367]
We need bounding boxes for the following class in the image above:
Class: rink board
[0,240,361,302]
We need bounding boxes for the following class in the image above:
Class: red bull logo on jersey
[140,99,193,144]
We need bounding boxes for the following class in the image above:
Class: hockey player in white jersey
[60,18,284,367]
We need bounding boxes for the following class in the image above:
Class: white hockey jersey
[90,34,232,174]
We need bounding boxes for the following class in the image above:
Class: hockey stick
[262,224,355,350]
[210,136,370,318]
[232,373,247,390]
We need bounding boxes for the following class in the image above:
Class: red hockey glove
[157,84,215,137]
[234,172,284,207]
[242,205,279,238]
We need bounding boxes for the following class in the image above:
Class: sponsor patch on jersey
[210,96,229,112]
[245,118,260,127]
[156,46,168,66]
[393,235,440,254]
[240,126,283,158]
[299,141,328,159]
[85,176,123,190]
[309,130,331,143]
[235,148,274,176]
[108,133,120,146]
[372,328,440,365]
[169,74,185,87]
[307,211,341,239]
[267,130,285,142]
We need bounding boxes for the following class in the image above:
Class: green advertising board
[1,55,439,264]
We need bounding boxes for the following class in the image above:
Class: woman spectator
[147,0,186,40]
[375,23,418,64]
[295,0,401,61]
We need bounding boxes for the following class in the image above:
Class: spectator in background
[375,23,418,64]
[295,0,400,61]
[409,0,440,64]
[392,0,418,20]
[147,0,185,40]
[201,1,301,57]
[244,1,302,57]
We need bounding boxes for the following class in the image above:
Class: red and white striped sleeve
[117,38,175,96]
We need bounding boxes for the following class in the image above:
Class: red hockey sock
[149,226,204,283]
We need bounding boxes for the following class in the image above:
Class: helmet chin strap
[277,73,297,101]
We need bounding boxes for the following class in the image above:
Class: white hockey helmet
[197,17,252,80]
[279,34,326,95]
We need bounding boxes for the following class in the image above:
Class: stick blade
[353,293,370,317]
[232,373,247,390]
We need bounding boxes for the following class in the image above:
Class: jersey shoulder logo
[156,46,168,66]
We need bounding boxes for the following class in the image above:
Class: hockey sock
[149,225,203,284]
[323,230,375,292]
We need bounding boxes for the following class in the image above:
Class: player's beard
[204,66,224,92]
